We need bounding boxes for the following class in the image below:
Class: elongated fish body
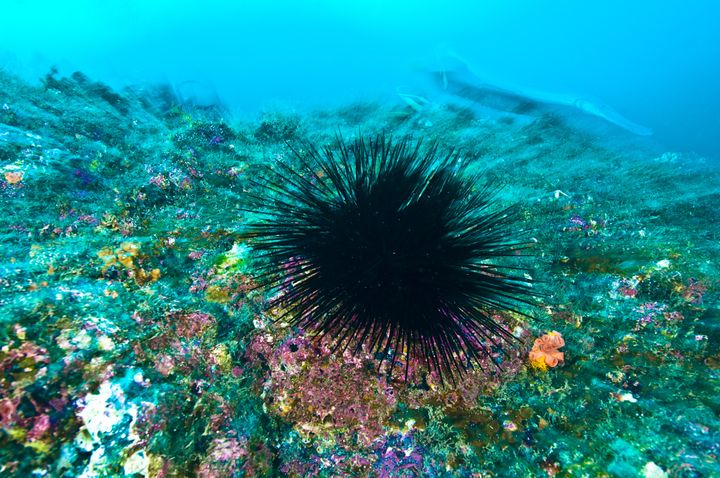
[430,53,653,136]
[570,98,653,136]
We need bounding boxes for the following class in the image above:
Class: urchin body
[243,135,534,381]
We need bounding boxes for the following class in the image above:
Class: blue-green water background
[1,0,719,159]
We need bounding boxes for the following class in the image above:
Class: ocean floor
[1,69,718,477]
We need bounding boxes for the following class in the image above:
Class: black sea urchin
[242,134,535,382]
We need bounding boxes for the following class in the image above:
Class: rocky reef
[0,69,718,477]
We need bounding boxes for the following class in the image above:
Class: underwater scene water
[1,1,719,477]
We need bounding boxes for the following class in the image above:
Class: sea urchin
[242,134,535,382]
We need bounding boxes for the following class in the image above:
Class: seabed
[0,70,718,477]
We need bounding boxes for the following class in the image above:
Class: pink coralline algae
[681,278,707,305]
[248,323,527,452]
[149,174,169,188]
[1,341,54,443]
[27,414,51,440]
[188,250,205,260]
[565,214,605,234]
[373,433,425,478]
[633,302,685,332]
[248,333,397,446]
[153,353,175,377]
[172,311,215,340]
[401,338,526,409]
[197,437,248,478]
[131,310,227,380]
[0,398,18,427]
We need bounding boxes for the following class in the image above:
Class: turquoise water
[2,0,719,158]
[0,2,718,477]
